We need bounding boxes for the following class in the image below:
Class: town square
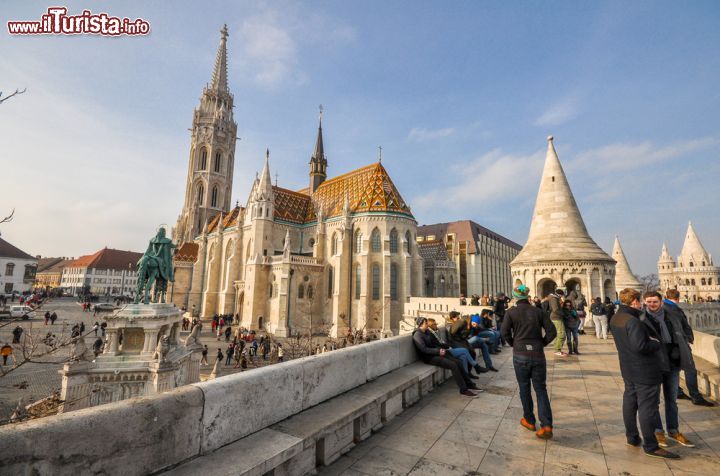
[1,1,719,475]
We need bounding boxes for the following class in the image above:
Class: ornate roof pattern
[207,206,242,233]
[273,187,311,224]
[417,240,451,261]
[174,242,199,263]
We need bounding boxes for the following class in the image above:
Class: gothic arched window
[298,283,305,299]
[354,231,363,254]
[211,186,219,207]
[354,264,361,300]
[214,152,222,173]
[199,148,208,170]
[197,184,204,205]
[371,228,381,252]
[389,228,399,253]
[390,264,398,301]
[701,278,707,285]
[331,233,338,256]
[372,264,380,300]
[405,231,412,253]
[328,267,334,298]
[307,284,314,300]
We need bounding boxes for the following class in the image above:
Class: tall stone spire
[210,24,230,93]
[679,221,712,266]
[255,149,274,201]
[309,105,328,194]
[512,136,613,264]
[612,236,643,292]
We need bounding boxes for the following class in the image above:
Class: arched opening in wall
[538,278,557,298]
[235,292,244,321]
[354,264,361,300]
[211,186,219,207]
[691,279,696,285]
[438,274,446,297]
[709,278,713,285]
[331,233,337,255]
[298,283,305,299]
[389,228,398,253]
[199,148,208,170]
[690,262,694,267]
[196,184,204,205]
[701,278,707,285]
[372,264,381,300]
[685,279,690,285]
[258,316,264,330]
[603,279,614,301]
[354,230,363,254]
[328,266,334,298]
[390,264,398,301]
[425,276,432,297]
[214,152,222,173]
[564,278,582,296]
[371,228,381,252]
[702,261,706,266]
[404,231,411,253]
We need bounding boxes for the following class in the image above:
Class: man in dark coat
[664,289,714,407]
[501,284,557,440]
[643,291,696,449]
[412,317,479,396]
[611,288,679,459]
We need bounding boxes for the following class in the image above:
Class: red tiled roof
[0,236,35,260]
[273,186,311,224]
[207,206,243,233]
[174,242,199,263]
[36,258,71,274]
[67,248,142,270]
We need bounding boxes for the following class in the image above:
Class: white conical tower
[613,236,643,293]
[511,136,615,299]
[679,221,712,267]
[657,242,676,292]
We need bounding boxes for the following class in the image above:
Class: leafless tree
[638,273,660,293]
[0,88,26,105]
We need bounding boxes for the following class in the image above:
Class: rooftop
[417,220,522,253]
[0,236,35,261]
[67,248,142,270]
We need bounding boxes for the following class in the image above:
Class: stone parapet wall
[0,335,419,476]
[679,302,720,334]
[691,330,720,367]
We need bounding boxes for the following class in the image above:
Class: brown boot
[536,426,553,439]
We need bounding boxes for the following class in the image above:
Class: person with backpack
[591,297,609,339]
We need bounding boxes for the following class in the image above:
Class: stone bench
[680,356,720,402]
[166,362,449,475]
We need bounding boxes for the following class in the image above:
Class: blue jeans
[449,348,476,375]
[467,335,493,368]
[566,327,579,348]
[513,354,552,428]
[654,366,680,433]
[475,330,500,352]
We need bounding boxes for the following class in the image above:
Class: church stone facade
[658,222,720,302]
[171,27,423,337]
[511,136,616,299]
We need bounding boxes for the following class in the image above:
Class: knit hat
[415,316,427,327]
[512,284,530,300]
[470,314,481,325]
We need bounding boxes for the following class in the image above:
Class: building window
[371,228,381,252]
[389,228,398,253]
[5,263,15,276]
[372,264,380,300]
[354,231,363,254]
[199,148,208,170]
[298,283,305,299]
[211,186,218,207]
[331,233,338,255]
[390,264,398,301]
[355,264,361,300]
[328,267,334,298]
[405,231,411,253]
[307,284,314,300]
[197,184,204,205]
[214,152,222,173]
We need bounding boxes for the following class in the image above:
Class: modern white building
[60,247,142,296]
[0,236,37,295]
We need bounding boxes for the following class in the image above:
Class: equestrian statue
[135,227,176,304]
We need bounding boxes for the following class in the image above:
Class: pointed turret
[512,136,614,265]
[309,106,328,194]
[613,236,643,292]
[210,24,230,94]
[255,149,274,202]
[679,221,712,267]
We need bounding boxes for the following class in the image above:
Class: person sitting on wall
[412,317,480,397]
[446,311,490,373]
[426,318,488,379]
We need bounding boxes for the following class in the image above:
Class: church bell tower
[174,25,237,244]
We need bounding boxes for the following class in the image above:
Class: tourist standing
[610,288,678,459]
[591,297,609,339]
[642,291,696,449]
[550,299,568,357]
[565,302,581,355]
[493,293,508,346]
[201,345,208,366]
[225,343,234,366]
[501,284,556,439]
[664,289,714,406]
[1,343,13,366]
[277,343,284,362]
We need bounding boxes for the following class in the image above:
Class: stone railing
[0,335,422,476]
[401,297,491,333]
[679,302,720,334]
[682,330,720,401]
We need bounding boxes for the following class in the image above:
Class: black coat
[610,305,668,385]
[412,329,442,364]
[501,300,556,354]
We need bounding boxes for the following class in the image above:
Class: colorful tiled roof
[418,240,451,261]
[68,248,142,270]
[174,242,199,263]
[207,206,242,233]
[273,162,412,224]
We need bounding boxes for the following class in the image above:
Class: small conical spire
[613,236,643,291]
[210,24,230,93]
[309,106,328,194]
[312,105,325,163]
[680,221,711,265]
[202,218,209,235]
[283,229,291,253]
[512,136,612,264]
[342,192,350,216]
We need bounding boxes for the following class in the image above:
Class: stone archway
[603,279,615,301]
[564,278,582,295]
[235,291,244,321]
[538,278,557,298]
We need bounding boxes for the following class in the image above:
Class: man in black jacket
[412,317,479,397]
[501,284,557,439]
[611,288,679,460]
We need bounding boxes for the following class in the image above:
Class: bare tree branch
[0,208,14,225]
[0,88,26,105]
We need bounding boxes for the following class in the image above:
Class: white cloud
[535,95,579,126]
[407,127,456,142]
[570,137,719,173]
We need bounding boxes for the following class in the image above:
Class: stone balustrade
[0,335,430,476]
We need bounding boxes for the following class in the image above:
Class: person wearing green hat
[502,284,557,439]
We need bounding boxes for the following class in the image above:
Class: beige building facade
[658,222,720,302]
[511,136,616,299]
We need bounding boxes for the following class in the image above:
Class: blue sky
[1,0,718,274]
